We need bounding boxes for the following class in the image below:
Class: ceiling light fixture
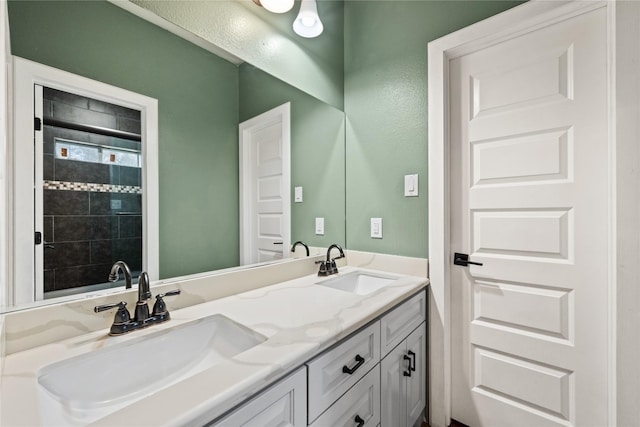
[258,0,295,14]
[293,0,323,38]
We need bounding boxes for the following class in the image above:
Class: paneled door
[239,103,291,265]
[450,6,608,426]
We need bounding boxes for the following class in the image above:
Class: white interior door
[239,103,291,265]
[450,7,608,426]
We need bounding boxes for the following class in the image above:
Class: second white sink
[317,271,398,295]
[37,314,265,423]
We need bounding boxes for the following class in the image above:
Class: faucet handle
[152,289,181,317]
[328,260,338,275]
[317,261,330,276]
[95,301,129,317]
[94,301,132,335]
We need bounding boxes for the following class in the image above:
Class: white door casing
[428,1,620,426]
[12,58,159,305]
[0,0,11,307]
[239,102,291,266]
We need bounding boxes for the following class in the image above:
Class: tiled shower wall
[42,88,142,294]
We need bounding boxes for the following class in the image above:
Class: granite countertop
[1,266,428,426]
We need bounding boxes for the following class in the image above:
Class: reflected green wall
[133,0,345,110]
[8,0,241,278]
[343,0,523,258]
[239,64,346,248]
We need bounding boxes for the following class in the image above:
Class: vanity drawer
[380,290,426,357]
[307,320,380,423]
[208,366,306,427]
[309,364,380,427]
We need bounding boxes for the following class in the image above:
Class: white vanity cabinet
[207,289,427,427]
[380,323,427,427]
[307,290,427,427]
[208,366,307,427]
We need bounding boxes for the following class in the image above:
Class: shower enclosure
[39,87,143,298]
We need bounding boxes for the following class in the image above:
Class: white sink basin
[37,314,265,424]
[317,271,398,295]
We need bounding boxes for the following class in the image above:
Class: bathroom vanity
[211,290,426,427]
[0,263,428,427]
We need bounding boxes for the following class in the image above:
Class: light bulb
[301,16,316,27]
[261,0,294,14]
[293,0,323,38]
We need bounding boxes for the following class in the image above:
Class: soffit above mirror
[116,0,345,110]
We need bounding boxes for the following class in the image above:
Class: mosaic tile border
[43,180,142,194]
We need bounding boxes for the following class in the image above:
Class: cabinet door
[380,342,408,427]
[209,367,306,427]
[406,323,427,426]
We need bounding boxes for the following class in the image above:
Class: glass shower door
[37,86,143,299]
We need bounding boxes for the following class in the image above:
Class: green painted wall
[239,64,346,249]
[343,0,523,258]
[8,0,526,279]
[132,0,345,110]
[8,0,241,278]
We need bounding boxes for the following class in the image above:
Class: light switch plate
[294,186,303,203]
[315,217,325,235]
[371,218,382,239]
[404,174,419,197]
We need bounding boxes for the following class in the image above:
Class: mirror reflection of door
[239,103,291,265]
[35,86,143,299]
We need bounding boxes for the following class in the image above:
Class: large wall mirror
[3,0,346,312]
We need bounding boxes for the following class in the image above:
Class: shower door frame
[11,57,159,305]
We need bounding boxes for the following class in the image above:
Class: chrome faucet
[317,244,345,276]
[108,261,132,289]
[291,241,310,257]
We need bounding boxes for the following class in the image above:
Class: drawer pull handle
[408,350,416,371]
[403,354,412,377]
[354,414,365,427]
[342,354,365,375]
